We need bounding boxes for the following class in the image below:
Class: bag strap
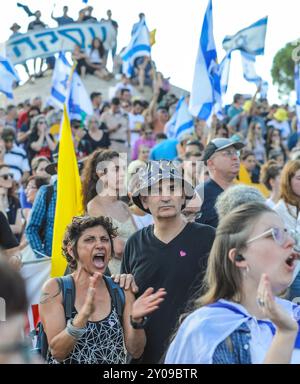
[56,275,75,320]
[103,276,125,321]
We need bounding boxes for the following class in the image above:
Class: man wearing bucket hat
[120,160,215,363]
[196,138,244,228]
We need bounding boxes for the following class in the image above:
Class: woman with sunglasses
[0,165,23,241]
[27,115,56,163]
[165,202,300,364]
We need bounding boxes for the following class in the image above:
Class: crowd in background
[1,4,300,366]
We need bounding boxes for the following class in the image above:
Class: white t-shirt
[89,49,102,64]
[128,113,145,147]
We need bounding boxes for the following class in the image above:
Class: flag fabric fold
[121,19,151,78]
[48,52,93,119]
[0,56,20,99]
[51,106,83,277]
[241,51,262,86]
[222,16,268,56]
[189,0,222,121]
[165,97,194,139]
[219,52,232,95]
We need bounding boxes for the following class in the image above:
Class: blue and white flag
[121,19,151,78]
[68,71,93,119]
[219,52,231,95]
[295,63,300,133]
[189,0,222,121]
[241,51,262,86]
[48,52,93,118]
[165,97,194,139]
[0,56,20,99]
[222,16,268,56]
[49,52,72,109]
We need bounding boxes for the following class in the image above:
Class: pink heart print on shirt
[180,250,187,257]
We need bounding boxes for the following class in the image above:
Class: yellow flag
[51,106,83,277]
[150,29,156,46]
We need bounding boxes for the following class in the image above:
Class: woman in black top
[78,116,110,156]
[0,211,18,249]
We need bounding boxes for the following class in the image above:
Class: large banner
[6,21,117,65]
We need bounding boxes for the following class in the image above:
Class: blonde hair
[280,160,300,208]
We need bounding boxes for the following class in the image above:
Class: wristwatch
[130,315,148,329]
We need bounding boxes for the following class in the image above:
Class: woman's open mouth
[285,252,297,271]
[92,253,106,269]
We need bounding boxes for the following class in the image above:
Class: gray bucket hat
[131,160,194,213]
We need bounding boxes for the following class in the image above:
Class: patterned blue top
[25,181,57,257]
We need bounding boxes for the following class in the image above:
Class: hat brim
[132,176,195,214]
[215,141,245,153]
[45,163,57,176]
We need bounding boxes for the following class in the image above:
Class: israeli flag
[68,71,93,119]
[49,52,72,109]
[121,19,151,78]
[295,63,300,133]
[241,52,262,86]
[49,52,93,118]
[189,0,222,121]
[223,16,268,56]
[165,97,194,139]
[219,52,232,95]
[0,56,20,99]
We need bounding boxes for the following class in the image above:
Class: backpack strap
[56,275,75,320]
[103,276,125,321]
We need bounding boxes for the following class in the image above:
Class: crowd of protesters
[1,4,300,366]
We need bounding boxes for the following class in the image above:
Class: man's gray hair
[216,184,266,220]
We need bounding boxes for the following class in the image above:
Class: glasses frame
[247,227,288,246]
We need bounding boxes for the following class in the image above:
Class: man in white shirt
[128,100,145,147]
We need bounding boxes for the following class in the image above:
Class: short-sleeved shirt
[121,222,215,363]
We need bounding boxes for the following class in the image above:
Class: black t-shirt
[196,178,224,228]
[78,126,110,156]
[0,212,18,249]
[121,222,215,363]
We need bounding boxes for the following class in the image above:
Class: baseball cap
[203,138,245,165]
[132,160,194,213]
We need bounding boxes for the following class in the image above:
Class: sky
[0,0,299,104]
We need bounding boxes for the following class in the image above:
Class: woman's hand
[131,287,166,322]
[74,272,102,327]
[257,274,298,333]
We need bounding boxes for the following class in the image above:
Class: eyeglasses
[0,173,13,180]
[247,227,289,246]
[217,149,240,158]
[38,121,46,124]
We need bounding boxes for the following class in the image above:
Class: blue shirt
[53,16,74,26]
[149,139,178,161]
[25,181,57,257]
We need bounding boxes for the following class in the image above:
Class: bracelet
[66,318,86,340]
[130,315,148,329]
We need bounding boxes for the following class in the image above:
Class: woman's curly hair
[62,215,118,270]
[81,149,119,210]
